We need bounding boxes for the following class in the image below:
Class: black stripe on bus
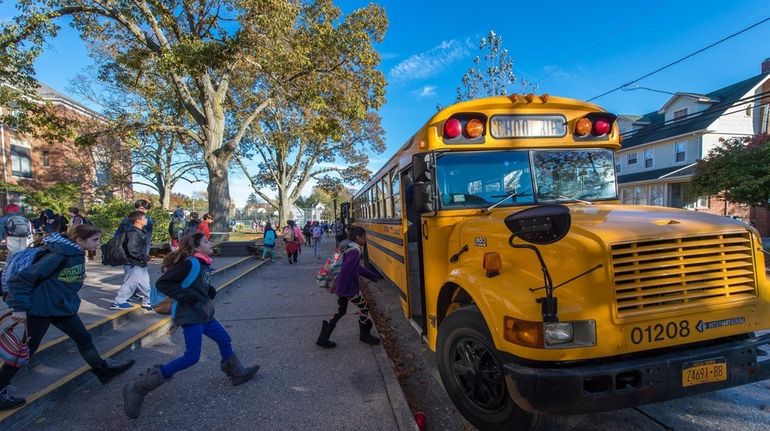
[357,218,402,225]
[367,238,406,263]
[366,230,404,246]
[367,259,407,301]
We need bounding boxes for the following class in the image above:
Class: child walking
[261,222,276,262]
[1,225,135,410]
[316,226,382,348]
[123,233,259,419]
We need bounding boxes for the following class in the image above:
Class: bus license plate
[681,357,727,387]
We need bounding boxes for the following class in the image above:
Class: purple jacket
[334,245,380,298]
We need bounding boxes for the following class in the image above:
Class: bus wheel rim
[450,336,506,412]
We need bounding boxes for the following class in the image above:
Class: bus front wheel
[437,306,540,431]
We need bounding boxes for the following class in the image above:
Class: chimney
[763,58,770,74]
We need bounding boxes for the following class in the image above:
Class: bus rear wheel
[437,306,539,431]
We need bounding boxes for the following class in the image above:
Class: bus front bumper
[503,333,770,415]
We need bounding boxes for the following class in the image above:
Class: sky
[2,0,770,208]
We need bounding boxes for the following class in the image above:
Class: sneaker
[140,302,153,310]
[110,302,134,310]
[0,386,25,411]
[126,294,143,303]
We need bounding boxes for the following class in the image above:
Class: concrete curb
[373,337,419,431]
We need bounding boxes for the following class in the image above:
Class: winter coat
[155,256,216,326]
[199,222,211,240]
[7,233,86,317]
[333,243,380,298]
[124,226,149,267]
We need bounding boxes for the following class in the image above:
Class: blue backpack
[150,257,201,315]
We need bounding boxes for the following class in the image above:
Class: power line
[588,16,770,102]
[533,0,668,86]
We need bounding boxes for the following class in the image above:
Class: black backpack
[101,231,128,266]
[182,220,200,238]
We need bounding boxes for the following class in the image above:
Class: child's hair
[202,213,213,221]
[163,232,205,271]
[128,211,145,224]
[189,211,200,221]
[134,199,151,210]
[68,207,80,215]
[348,226,365,241]
[264,222,272,231]
[67,224,101,242]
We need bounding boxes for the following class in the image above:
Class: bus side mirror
[412,153,432,183]
[504,205,571,245]
[413,182,435,214]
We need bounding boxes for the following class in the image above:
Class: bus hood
[561,204,753,242]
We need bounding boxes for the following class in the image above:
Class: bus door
[403,169,427,333]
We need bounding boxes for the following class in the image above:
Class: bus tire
[437,306,540,431]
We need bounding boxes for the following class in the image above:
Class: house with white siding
[616,59,770,232]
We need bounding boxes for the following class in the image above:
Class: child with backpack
[123,232,259,419]
[0,224,135,411]
[168,209,186,251]
[311,221,324,259]
[261,222,276,262]
[282,220,304,264]
[0,204,32,258]
[316,226,382,348]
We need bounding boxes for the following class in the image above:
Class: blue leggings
[160,318,234,379]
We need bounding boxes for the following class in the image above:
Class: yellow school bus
[350,93,770,430]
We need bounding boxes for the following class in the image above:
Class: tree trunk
[160,182,172,210]
[206,156,231,237]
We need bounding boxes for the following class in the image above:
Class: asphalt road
[365,278,770,431]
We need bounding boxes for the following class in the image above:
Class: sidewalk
[0,255,249,348]
[10,239,416,430]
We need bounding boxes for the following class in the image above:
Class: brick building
[0,82,132,210]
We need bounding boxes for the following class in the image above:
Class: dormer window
[673,108,688,121]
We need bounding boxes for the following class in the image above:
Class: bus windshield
[435,149,616,209]
[436,151,535,209]
[533,149,617,202]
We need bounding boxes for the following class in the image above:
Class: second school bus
[348,94,770,430]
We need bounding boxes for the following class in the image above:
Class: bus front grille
[610,232,757,320]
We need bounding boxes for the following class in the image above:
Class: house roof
[35,82,101,118]
[620,73,770,150]
[618,163,697,184]
[657,92,720,113]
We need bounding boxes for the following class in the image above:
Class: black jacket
[124,226,149,267]
[155,256,216,326]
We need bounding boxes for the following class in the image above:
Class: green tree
[455,30,535,103]
[693,134,770,207]
[1,182,80,215]
[1,0,387,233]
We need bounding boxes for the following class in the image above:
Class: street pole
[333,197,338,236]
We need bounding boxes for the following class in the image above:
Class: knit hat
[4,204,20,213]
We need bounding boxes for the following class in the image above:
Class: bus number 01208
[630,320,690,345]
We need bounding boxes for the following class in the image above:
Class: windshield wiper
[482,190,532,213]
[538,192,593,205]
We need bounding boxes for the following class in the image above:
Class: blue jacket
[263,229,276,247]
[7,233,86,317]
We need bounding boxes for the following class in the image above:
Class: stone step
[0,257,265,430]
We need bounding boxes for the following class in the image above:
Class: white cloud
[416,85,437,98]
[388,40,469,82]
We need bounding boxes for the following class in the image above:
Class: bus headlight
[544,322,573,345]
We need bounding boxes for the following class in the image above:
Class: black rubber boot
[316,320,337,348]
[123,365,166,419]
[220,353,259,386]
[359,320,381,345]
[92,358,136,384]
[0,386,25,411]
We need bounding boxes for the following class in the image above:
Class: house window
[10,145,32,178]
[615,163,621,174]
[644,148,653,168]
[675,142,687,163]
[673,108,688,121]
[627,152,637,165]
[42,151,50,167]
[669,183,708,209]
